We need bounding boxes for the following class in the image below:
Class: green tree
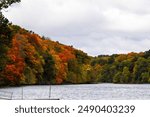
[43,54,56,84]
[75,50,90,64]
[0,0,21,38]
[113,72,122,83]
[24,66,37,84]
[0,0,21,63]
[99,65,114,83]
[66,59,81,83]
[133,57,149,83]
[89,64,101,83]
[122,67,130,83]
[141,72,150,83]
[144,50,150,59]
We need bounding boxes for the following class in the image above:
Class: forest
[0,0,150,86]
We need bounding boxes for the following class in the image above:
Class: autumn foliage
[3,36,25,85]
[0,25,91,86]
[0,25,150,86]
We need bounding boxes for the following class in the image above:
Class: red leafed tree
[4,36,25,85]
[54,49,75,84]
[58,49,75,63]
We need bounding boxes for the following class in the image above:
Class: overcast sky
[3,0,150,56]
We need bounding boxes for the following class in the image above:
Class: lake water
[0,84,150,100]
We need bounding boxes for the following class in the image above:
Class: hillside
[0,25,150,86]
[0,25,93,86]
[91,51,150,84]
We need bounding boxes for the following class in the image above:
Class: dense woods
[0,0,150,86]
[0,25,93,85]
[0,24,149,86]
[91,51,150,84]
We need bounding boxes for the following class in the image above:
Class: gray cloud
[3,0,150,56]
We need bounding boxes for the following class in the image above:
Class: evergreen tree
[43,54,56,84]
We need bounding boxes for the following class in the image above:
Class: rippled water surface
[0,84,150,100]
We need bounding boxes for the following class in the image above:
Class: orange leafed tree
[4,36,25,85]
[59,50,75,63]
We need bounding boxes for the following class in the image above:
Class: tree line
[91,51,150,84]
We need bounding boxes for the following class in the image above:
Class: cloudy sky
[3,0,150,56]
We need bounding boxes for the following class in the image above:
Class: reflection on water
[0,84,150,100]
